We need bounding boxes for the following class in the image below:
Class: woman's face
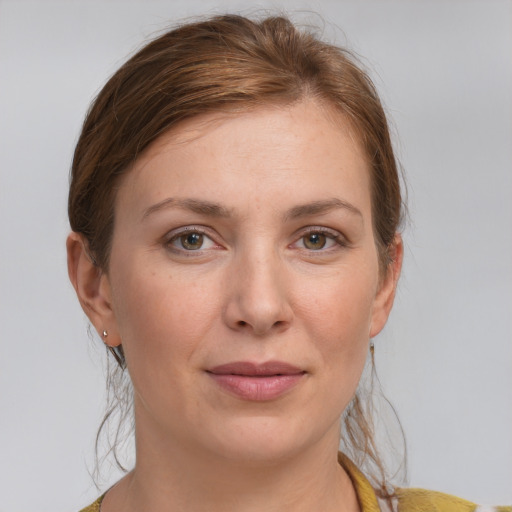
[93,100,400,463]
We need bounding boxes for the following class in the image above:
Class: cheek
[296,264,377,374]
[301,264,376,330]
[109,260,220,380]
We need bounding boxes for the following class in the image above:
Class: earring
[369,340,375,357]
[108,345,126,369]
[101,329,125,368]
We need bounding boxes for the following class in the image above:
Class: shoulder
[396,487,511,512]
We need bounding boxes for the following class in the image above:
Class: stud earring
[102,330,108,338]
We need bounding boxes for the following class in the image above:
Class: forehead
[117,100,372,220]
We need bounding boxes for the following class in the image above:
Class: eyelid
[161,224,348,253]
[163,225,223,253]
[291,226,349,250]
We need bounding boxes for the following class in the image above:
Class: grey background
[1,1,511,510]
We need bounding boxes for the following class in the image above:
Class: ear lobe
[369,234,403,338]
[66,232,121,347]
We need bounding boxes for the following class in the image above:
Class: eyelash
[163,226,348,255]
[164,226,219,255]
[293,227,348,252]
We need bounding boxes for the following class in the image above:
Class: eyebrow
[283,198,363,221]
[142,198,232,220]
[142,196,362,222]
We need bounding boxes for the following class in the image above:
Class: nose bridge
[225,238,292,335]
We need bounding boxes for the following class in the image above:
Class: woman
[66,14,509,512]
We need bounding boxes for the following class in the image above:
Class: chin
[203,415,336,467]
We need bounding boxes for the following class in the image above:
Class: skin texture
[67,100,402,512]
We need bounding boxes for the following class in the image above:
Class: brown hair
[69,13,405,499]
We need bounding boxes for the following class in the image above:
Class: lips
[208,361,304,376]
[206,361,306,401]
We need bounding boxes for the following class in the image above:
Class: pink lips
[206,361,306,401]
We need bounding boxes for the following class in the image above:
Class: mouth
[206,361,307,401]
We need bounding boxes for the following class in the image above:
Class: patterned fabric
[395,487,476,511]
[79,455,512,512]
[340,453,511,512]
[80,495,102,512]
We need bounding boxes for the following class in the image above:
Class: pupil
[182,233,203,250]
[305,233,326,250]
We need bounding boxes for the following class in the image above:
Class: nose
[223,248,293,336]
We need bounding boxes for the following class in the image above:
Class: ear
[369,234,403,338]
[66,232,121,347]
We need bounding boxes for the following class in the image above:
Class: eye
[168,229,216,251]
[303,232,328,250]
[294,229,344,251]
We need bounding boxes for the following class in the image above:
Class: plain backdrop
[1,1,511,510]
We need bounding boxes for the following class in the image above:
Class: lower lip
[208,373,305,401]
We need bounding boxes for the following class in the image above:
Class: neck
[101,413,360,512]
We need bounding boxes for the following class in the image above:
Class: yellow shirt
[79,455,511,512]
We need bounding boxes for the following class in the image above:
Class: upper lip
[207,361,305,376]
